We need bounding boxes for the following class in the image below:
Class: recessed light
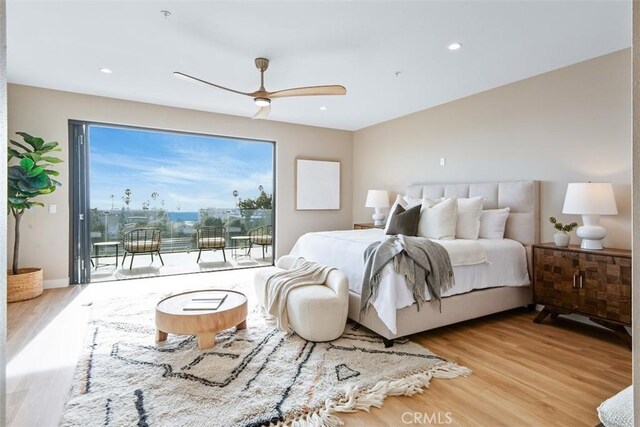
[320,106,327,111]
[448,42,462,51]
[99,68,112,74]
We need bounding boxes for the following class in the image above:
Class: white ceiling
[7,1,631,131]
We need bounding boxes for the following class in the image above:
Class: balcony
[89,207,273,282]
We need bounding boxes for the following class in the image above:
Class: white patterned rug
[61,287,470,427]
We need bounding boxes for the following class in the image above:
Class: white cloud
[90,133,273,212]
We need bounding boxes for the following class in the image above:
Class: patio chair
[196,226,227,263]
[122,228,164,269]
[248,225,272,259]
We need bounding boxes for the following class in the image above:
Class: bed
[289,180,540,343]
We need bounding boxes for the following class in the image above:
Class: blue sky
[89,125,274,212]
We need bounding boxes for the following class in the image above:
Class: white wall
[0,0,7,421]
[7,85,353,284]
[353,49,632,250]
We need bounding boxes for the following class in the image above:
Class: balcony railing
[89,208,272,256]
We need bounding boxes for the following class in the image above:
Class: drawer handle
[579,274,583,289]
[573,274,576,288]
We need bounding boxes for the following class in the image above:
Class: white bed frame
[348,180,540,344]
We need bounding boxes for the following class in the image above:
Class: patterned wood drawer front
[353,223,383,230]
[579,253,631,324]
[533,248,579,310]
[533,244,631,326]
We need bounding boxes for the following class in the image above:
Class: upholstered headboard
[405,181,540,272]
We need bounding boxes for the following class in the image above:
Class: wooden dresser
[532,243,631,347]
[353,223,384,230]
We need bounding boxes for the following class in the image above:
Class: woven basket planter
[7,268,44,303]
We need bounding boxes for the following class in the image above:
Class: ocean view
[168,212,198,222]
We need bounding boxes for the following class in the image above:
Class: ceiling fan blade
[267,85,346,98]
[252,105,271,120]
[173,72,252,97]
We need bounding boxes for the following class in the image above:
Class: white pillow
[597,386,633,427]
[456,197,484,240]
[478,208,511,239]
[402,195,422,206]
[417,197,458,240]
[384,195,421,232]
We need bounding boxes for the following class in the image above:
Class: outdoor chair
[196,226,227,263]
[248,225,272,259]
[122,228,164,269]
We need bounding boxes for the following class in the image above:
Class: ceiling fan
[174,57,347,119]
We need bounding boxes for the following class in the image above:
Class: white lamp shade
[365,190,389,208]
[562,183,618,215]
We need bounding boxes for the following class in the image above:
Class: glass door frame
[68,119,277,284]
[69,120,91,284]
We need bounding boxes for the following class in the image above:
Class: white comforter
[289,229,530,333]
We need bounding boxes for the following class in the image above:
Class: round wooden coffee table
[155,289,248,350]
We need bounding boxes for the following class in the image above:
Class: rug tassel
[280,361,471,427]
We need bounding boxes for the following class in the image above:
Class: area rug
[61,288,471,427]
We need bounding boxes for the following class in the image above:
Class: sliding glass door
[70,121,275,284]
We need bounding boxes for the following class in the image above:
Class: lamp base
[372,208,386,226]
[579,239,604,250]
[576,215,607,250]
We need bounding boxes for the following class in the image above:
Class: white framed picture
[295,159,340,210]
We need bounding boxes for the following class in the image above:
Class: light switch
[440,157,446,166]
[48,204,57,214]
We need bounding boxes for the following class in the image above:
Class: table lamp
[365,190,389,226]
[562,182,618,250]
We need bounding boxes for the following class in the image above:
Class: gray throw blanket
[360,235,454,315]
[264,258,336,333]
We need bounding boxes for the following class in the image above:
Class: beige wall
[7,84,353,284]
[353,49,632,250]
[8,48,633,285]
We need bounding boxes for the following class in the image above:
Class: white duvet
[289,229,530,333]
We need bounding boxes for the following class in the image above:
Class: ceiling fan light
[254,97,271,107]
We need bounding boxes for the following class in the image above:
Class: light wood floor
[7,270,631,426]
[341,310,631,426]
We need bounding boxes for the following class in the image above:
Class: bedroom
[0,1,637,426]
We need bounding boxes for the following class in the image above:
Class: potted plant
[549,217,578,248]
[7,132,62,302]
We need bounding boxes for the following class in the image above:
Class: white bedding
[289,229,530,333]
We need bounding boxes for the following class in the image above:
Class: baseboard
[44,278,70,289]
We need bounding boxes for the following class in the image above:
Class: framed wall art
[295,159,340,210]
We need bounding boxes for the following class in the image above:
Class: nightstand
[532,243,631,347]
[353,223,384,230]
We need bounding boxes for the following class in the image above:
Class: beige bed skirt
[348,285,533,340]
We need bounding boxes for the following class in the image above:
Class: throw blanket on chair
[264,258,336,333]
[360,235,454,315]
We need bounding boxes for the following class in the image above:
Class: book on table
[183,294,228,311]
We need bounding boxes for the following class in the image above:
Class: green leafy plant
[234,185,273,223]
[549,217,578,233]
[8,132,63,274]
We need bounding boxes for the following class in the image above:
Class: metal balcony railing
[89,208,273,257]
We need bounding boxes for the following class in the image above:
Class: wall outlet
[48,204,57,214]
[440,157,446,166]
